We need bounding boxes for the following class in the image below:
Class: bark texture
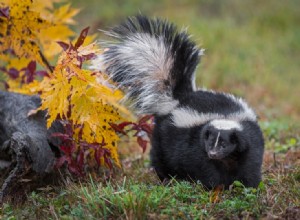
[0,91,62,203]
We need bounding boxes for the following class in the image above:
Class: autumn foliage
[0,0,152,176]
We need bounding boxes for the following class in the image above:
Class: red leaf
[75,27,90,49]
[77,150,84,169]
[7,68,19,79]
[0,67,6,73]
[27,61,36,73]
[68,163,82,176]
[60,145,73,155]
[137,136,148,153]
[57,41,70,51]
[55,155,68,168]
[51,132,72,140]
[110,123,127,135]
[64,122,74,136]
[118,121,135,130]
[139,115,153,124]
[104,155,113,170]
[101,138,107,147]
[0,7,9,18]
[35,70,50,78]
[82,53,96,61]
[23,70,34,84]
[95,148,103,166]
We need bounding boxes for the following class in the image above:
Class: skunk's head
[201,119,242,160]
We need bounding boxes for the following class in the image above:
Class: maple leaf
[0,0,79,72]
[37,2,80,58]
[6,79,41,95]
[31,0,62,11]
[6,57,32,70]
[51,3,79,25]
[0,0,133,173]
[0,60,49,95]
[39,70,71,127]
[0,0,52,70]
[111,115,154,153]
[38,28,124,126]
[38,28,131,167]
[68,73,127,167]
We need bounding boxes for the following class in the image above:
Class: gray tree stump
[0,91,62,203]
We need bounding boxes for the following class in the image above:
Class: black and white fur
[91,15,264,189]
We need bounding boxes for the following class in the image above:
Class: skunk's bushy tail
[91,15,203,115]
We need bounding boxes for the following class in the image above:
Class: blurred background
[71,0,300,126]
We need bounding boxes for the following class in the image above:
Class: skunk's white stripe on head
[210,119,242,131]
[171,108,221,127]
[198,89,257,122]
[171,106,256,128]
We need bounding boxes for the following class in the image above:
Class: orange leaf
[209,185,224,203]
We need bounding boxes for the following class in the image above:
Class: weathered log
[0,91,62,203]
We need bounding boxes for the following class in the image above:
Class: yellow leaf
[7,57,31,70]
[38,36,131,167]
[69,74,125,167]
[78,42,101,57]
[0,0,79,64]
[72,34,98,47]
[31,0,64,12]
[0,54,10,63]
[0,0,52,69]
[52,3,80,25]
[38,25,75,58]
[39,69,71,127]
[7,79,41,95]
[36,2,79,58]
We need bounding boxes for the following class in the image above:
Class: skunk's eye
[205,130,210,140]
[230,133,238,144]
[220,141,226,149]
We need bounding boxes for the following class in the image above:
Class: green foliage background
[72,0,300,124]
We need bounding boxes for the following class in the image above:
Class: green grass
[1,120,300,219]
[1,156,299,219]
[1,0,300,219]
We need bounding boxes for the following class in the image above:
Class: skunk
[91,15,264,189]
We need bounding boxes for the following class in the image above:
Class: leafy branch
[0,0,152,178]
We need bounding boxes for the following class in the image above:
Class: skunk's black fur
[92,15,264,189]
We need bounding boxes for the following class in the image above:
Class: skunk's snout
[202,124,238,159]
[207,150,219,159]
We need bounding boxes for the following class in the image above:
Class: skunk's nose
[208,151,218,159]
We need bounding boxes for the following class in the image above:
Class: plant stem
[38,50,54,73]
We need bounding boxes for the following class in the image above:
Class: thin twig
[38,50,54,73]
